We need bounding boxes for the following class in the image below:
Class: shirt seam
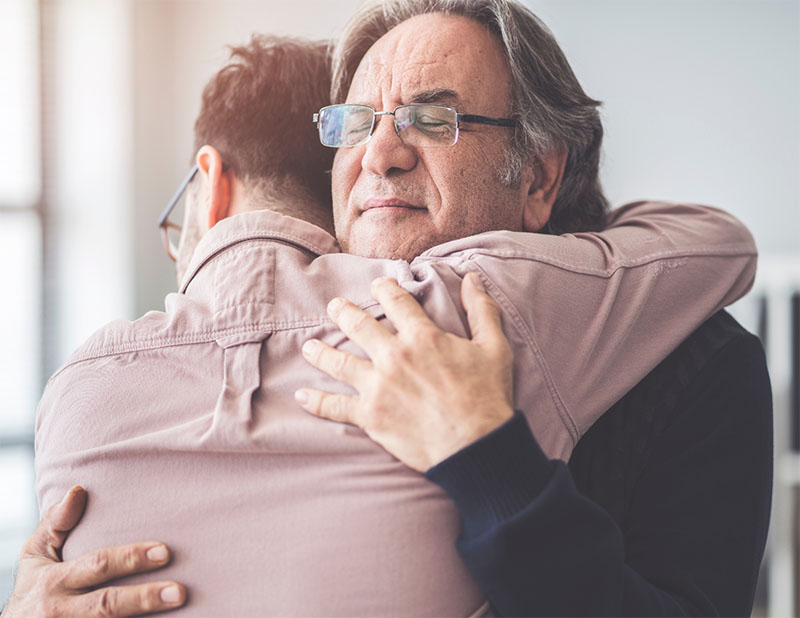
[181,232,333,294]
[49,307,384,382]
[416,244,756,278]
[468,260,579,447]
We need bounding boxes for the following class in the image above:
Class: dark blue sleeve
[426,333,772,617]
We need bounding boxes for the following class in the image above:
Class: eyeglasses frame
[157,164,198,262]
[312,103,518,148]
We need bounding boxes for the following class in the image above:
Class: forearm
[429,415,634,616]
[427,414,689,616]
[413,201,758,457]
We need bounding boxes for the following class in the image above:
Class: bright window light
[0,0,41,208]
[0,211,41,436]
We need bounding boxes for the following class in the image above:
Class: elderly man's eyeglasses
[157,164,198,262]
[313,104,518,148]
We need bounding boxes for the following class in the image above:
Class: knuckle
[321,395,346,421]
[365,395,386,419]
[382,344,412,367]
[317,393,332,416]
[88,552,111,578]
[44,529,62,553]
[38,565,64,591]
[340,354,358,377]
[38,598,63,618]
[331,396,349,419]
[324,349,347,377]
[92,587,116,618]
[424,327,446,348]
[140,586,159,612]
[349,311,372,335]
[406,326,443,354]
[27,526,63,562]
[122,545,143,572]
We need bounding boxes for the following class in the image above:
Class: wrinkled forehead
[346,13,512,114]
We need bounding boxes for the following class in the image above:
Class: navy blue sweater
[427,311,773,617]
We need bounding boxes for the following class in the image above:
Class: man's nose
[360,114,418,177]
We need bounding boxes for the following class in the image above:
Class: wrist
[430,403,514,469]
[426,411,554,537]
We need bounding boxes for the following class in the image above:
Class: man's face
[331,13,538,260]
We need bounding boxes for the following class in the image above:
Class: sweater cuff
[425,411,554,537]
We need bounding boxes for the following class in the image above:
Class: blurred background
[1,0,798,614]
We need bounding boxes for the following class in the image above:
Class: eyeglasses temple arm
[457,113,518,128]
[158,164,199,226]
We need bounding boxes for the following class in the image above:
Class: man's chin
[339,220,438,262]
[345,235,434,262]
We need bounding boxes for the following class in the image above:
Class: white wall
[535,0,799,255]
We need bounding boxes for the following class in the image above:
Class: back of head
[176,35,334,283]
[331,0,608,234]
[194,34,334,212]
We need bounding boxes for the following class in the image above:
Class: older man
[295,1,772,616]
[4,2,768,611]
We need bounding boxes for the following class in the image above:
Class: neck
[240,181,334,236]
[176,179,334,286]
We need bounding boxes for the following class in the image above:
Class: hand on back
[297,273,515,472]
[4,486,185,617]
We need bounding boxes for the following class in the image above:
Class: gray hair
[330,0,609,234]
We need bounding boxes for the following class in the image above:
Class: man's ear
[195,145,231,230]
[521,147,567,232]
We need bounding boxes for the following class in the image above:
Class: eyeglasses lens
[395,105,457,147]
[162,197,186,261]
[320,105,374,147]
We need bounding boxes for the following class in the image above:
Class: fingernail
[294,390,309,406]
[160,585,181,604]
[327,297,345,314]
[470,273,485,291]
[302,339,319,358]
[147,545,169,562]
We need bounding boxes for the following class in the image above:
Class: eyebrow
[410,89,462,106]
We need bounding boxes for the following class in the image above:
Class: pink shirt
[35,201,756,616]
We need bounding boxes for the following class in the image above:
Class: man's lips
[360,197,426,211]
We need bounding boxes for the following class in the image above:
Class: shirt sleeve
[412,201,758,459]
[425,331,772,617]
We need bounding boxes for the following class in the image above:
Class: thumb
[461,273,504,346]
[48,486,88,532]
[21,486,87,561]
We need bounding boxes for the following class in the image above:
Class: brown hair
[331,0,608,234]
[193,34,334,210]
